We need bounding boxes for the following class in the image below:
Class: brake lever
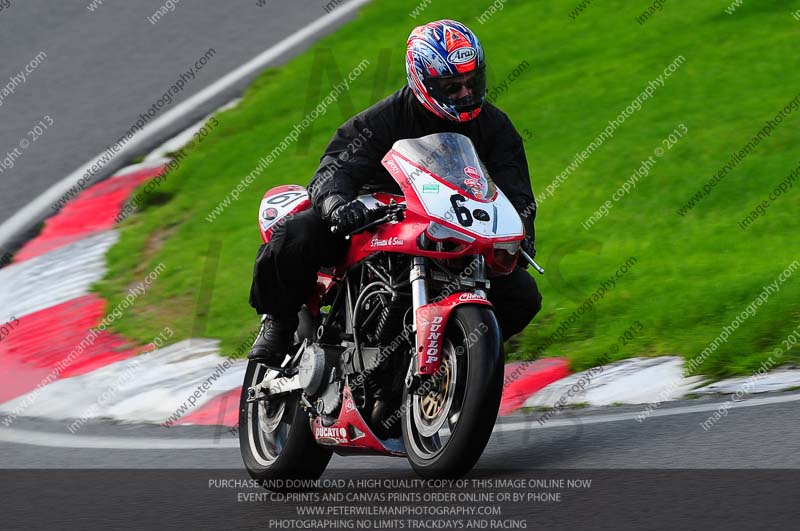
[520,248,545,274]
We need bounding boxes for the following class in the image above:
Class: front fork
[410,256,429,331]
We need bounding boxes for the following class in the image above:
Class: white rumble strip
[0,339,245,424]
[0,231,119,321]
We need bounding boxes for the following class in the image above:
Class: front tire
[402,305,504,478]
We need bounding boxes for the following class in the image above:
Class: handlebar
[330,202,406,237]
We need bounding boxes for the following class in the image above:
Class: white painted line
[0,427,238,449]
[4,393,799,450]
[114,158,172,177]
[496,392,800,433]
[144,98,242,162]
[0,0,372,251]
[217,97,243,112]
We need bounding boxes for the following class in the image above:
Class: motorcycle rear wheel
[402,305,504,478]
[239,309,331,485]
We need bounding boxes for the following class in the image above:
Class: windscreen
[392,133,496,201]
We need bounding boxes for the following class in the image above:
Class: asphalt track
[0,0,355,228]
[3,393,799,468]
[2,394,799,529]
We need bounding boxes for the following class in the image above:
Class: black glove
[521,235,536,259]
[321,195,370,235]
[518,235,536,269]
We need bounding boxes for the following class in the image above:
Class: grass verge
[95,0,800,377]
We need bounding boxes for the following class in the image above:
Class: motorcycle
[239,132,543,481]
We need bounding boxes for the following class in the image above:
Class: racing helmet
[406,19,487,122]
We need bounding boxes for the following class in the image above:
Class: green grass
[95,0,800,377]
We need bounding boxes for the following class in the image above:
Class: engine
[297,343,342,416]
[298,255,414,436]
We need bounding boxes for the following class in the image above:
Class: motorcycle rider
[249,19,541,363]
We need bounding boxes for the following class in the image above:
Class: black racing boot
[247,314,299,365]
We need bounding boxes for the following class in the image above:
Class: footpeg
[246,386,268,403]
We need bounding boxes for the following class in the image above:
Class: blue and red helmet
[406,20,487,122]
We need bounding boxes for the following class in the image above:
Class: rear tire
[239,308,332,485]
[402,305,504,478]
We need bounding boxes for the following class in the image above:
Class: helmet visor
[424,65,486,113]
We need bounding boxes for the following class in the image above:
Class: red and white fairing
[415,292,493,376]
[258,185,310,244]
[385,152,524,241]
[310,386,405,455]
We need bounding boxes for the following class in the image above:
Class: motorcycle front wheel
[402,305,504,478]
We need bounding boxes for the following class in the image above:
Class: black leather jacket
[308,86,537,242]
